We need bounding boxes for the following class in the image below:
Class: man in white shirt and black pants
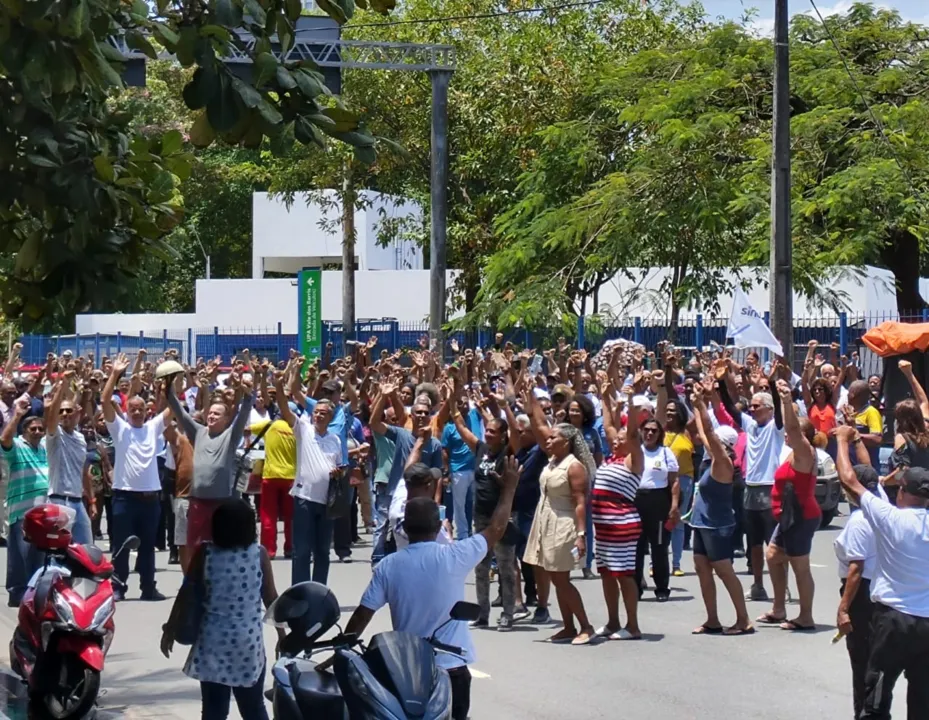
[341,456,521,720]
[102,355,171,601]
[836,426,929,719]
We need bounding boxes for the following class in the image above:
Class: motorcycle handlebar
[428,639,464,656]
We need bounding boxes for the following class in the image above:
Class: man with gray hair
[718,384,784,602]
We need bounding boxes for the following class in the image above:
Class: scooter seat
[290,660,346,717]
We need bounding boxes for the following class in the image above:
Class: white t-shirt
[835,385,850,412]
[861,492,929,618]
[106,414,166,492]
[360,534,488,670]
[834,510,877,581]
[291,415,341,505]
[388,482,451,550]
[740,414,785,487]
[639,446,678,490]
[184,386,199,411]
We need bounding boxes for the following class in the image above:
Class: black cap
[902,467,929,499]
[321,380,341,395]
[853,465,880,494]
[403,462,441,486]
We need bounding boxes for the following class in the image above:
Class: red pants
[186,498,222,550]
[260,478,294,557]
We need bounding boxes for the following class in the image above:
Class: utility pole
[770,0,793,363]
[341,158,356,354]
[429,69,452,359]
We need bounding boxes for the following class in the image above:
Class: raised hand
[112,353,131,376]
[899,359,913,375]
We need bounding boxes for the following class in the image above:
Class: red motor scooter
[9,504,140,719]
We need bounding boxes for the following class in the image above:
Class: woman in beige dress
[524,392,597,645]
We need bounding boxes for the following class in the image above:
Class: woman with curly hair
[524,391,597,645]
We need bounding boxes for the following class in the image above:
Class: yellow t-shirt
[855,406,883,435]
[250,420,297,480]
[664,431,695,477]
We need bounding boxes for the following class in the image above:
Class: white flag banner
[726,288,784,357]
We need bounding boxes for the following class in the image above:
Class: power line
[295,0,609,34]
[807,0,926,203]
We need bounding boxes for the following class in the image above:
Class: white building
[75,185,922,339]
[251,191,423,276]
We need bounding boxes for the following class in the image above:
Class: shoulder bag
[234,422,273,495]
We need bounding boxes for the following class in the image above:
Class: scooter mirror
[124,535,141,552]
[448,601,481,622]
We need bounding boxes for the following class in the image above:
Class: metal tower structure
[116,31,456,351]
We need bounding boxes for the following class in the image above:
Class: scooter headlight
[90,596,115,632]
[52,591,76,627]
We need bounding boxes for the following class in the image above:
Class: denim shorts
[771,515,820,557]
[693,526,735,563]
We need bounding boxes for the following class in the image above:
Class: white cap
[714,425,739,449]
[632,394,653,410]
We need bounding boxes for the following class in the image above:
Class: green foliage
[0,0,390,325]
[465,2,929,328]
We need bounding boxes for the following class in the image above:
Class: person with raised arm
[277,370,341,586]
[756,380,820,631]
[689,380,753,636]
[165,364,253,550]
[449,397,519,631]
[886,359,929,505]
[1,398,48,606]
[591,383,645,640]
[834,424,929,720]
[522,388,597,645]
[100,353,172,601]
[45,368,94,544]
[717,360,785,602]
[342,456,522,720]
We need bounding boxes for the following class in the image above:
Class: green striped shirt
[2,437,49,525]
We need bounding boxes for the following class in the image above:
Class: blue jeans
[48,496,92,546]
[6,519,45,605]
[200,666,268,720]
[672,475,694,569]
[292,499,333,586]
[370,483,391,565]
[450,470,475,541]
[111,491,161,593]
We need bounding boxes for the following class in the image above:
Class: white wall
[592,265,898,320]
[75,313,198,335]
[251,190,423,277]
[76,272,458,335]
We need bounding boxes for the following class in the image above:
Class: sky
[700,0,928,34]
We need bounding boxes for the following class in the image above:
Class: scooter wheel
[30,656,100,719]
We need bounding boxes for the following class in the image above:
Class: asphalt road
[0,508,885,720]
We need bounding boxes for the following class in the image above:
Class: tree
[269,0,703,320]
[463,21,767,333]
[735,3,929,314]
[0,0,388,325]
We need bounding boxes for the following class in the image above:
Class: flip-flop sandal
[614,628,641,641]
[692,624,724,635]
[571,632,594,646]
[547,631,578,644]
[780,620,816,632]
[756,612,787,625]
[724,625,756,636]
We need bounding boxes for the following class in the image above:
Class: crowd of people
[0,331,927,720]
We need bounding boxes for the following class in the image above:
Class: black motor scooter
[266,581,481,720]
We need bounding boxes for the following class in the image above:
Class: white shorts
[174,497,190,546]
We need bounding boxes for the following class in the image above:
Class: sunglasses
[642,426,660,434]
[59,407,75,415]
[749,403,765,410]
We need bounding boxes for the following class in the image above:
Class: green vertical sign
[298,268,322,360]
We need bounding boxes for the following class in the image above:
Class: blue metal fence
[13,311,926,369]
